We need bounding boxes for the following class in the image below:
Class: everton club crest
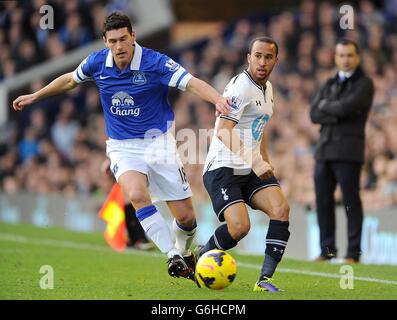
[132,71,146,85]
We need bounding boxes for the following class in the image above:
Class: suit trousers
[125,203,147,244]
[314,160,363,260]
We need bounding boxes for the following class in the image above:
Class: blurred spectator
[46,32,66,58]
[104,0,138,24]
[58,12,93,50]
[359,0,385,31]
[2,175,21,195]
[0,0,100,81]
[298,0,317,32]
[50,99,79,157]
[30,109,50,140]
[29,11,49,49]
[91,2,107,38]
[18,127,40,162]
[16,39,40,72]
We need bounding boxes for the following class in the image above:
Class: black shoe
[167,255,189,278]
[344,256,360,264]
[183,251,196,281]
[314,250,336,262]
[314,255,331,262]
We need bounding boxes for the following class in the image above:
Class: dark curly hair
[103,12,133,37]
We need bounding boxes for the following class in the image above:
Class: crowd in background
[1,0,396,211]
[0,0,136,79]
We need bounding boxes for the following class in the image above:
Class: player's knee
[229,221,250,240]
[127,189,151,207]
[175,204,196,227]
[270,202,290,221]
[176,213,196,227]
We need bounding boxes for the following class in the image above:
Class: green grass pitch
[0,222,396,300]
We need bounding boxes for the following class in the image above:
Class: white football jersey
[204,70,274,174]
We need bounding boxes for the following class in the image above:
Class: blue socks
[260,220,290,279]
[201,224,238,254]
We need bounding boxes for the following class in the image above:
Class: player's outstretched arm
[13,72,78,111]
[186,76,231,115]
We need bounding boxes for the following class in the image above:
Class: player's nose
[116,41,123,51]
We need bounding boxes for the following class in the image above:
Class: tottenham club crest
[221,188,229,201]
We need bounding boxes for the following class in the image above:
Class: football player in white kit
[13,12,231,282]
[198,37,290,292]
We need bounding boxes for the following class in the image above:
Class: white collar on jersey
[105,41,142,70]
[338,70,354,80]
[243,70,267,91]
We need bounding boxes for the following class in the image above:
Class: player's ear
[103,35,109,48]
[247,53,251,64]
[130,31,136,42]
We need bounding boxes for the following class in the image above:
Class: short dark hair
[336,38,360,54]
[248,36,279,57]
[103,12,133,37]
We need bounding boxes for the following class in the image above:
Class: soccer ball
[195,249,237,290]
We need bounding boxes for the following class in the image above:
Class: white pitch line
[0,232,164,257]
[238,262,397,285]
[1,232,397,286]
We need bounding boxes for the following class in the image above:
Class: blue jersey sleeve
[158,54,193,91]
[72,53,95,83]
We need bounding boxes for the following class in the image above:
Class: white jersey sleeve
[158,54,193,91]
[72,54,95,83]
[219,75,250,123]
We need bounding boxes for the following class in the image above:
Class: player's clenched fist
[215,96,231,116]
[259,162,275,180]
[12,94,36,111]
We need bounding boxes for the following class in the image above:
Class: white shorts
[106,131,192,203]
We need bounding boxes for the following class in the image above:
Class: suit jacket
[310,67,374,163]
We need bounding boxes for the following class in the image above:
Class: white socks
[172,218,197,256]
[136,205,197,259]
[137,206,176,258]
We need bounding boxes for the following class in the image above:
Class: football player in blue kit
[13,12,230,282]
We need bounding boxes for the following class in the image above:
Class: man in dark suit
[310,39,374,263]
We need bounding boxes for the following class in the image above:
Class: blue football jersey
[72,42,192,139]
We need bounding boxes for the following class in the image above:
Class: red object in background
[98,182,126,251]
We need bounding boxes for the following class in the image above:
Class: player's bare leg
[198,203,249,258]
[224,204,251,240]
[118,170,186,277]
[251,186,290,292]
[118,170,151,210]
